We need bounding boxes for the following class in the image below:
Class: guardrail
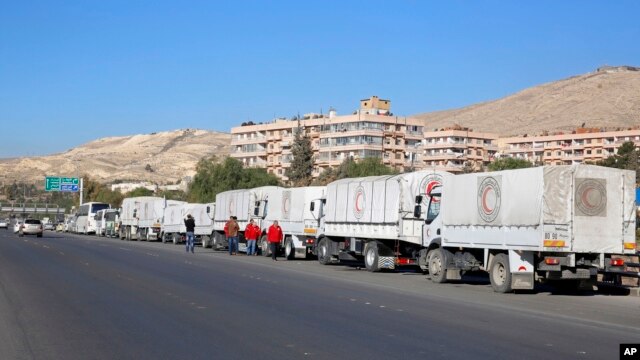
[0,203,64,214]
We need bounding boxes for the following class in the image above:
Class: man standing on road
[184,214,196,254]
[267,220,283,261]
[227,216,240,255]
[244,219,260,256]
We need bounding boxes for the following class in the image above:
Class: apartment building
[499,128,640,164]
[230,97,425,180]
[422,128,499,172]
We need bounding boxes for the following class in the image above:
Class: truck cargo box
[439,165,636,254]
[324,170,451,242]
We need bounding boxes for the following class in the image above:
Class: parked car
[19,219,43,237]
[13,220,23,233]
[56,222,65,232]
[44,222,55,231]
[0,219,8,229]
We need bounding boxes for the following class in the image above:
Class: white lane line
[119,247,131,251]
[58,251,65,255]
[43,245,50,249]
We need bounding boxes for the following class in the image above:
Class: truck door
[422,190,442,246]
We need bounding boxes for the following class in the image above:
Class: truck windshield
[426,195,441,224]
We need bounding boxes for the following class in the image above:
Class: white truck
[119,197,186,241]
[255,186,327,259]
[162,202,215,247]
[422,165,637,292]
[317,170,450,270]
[212,186,284,252]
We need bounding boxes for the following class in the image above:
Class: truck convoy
[119,197,186,241]
[161,202,215,247]
[78,164,634,294]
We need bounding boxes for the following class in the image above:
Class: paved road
[0,229,638,360]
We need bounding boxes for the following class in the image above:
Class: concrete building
[422,127,499,172]
[230,97,425,180]
[499,128,640,165]
[111,182,157,193]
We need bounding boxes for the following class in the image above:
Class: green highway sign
[45,177,79,192]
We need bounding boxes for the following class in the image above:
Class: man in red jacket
[244,219,260,256]
[267,220,283,261]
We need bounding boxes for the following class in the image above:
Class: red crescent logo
[581,187,595,208]
[482,187,494,213]
[283,198,289,213]
[518,266,526,271]
[425,181,441,203]
[355,192,363,212]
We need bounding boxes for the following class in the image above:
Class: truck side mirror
[310,202,315,212]
[206,206,210,214]
[413,205,421,218]
[415,195,423,204]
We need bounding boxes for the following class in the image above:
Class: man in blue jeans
[226,216,239,255]
[184,214,196,253]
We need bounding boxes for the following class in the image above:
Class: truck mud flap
[379,257,395,270]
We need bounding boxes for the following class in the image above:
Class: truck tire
[212,233,220,250]
[317,238,332,265]
[202,236,210,248]
[490,253,512,293]
[137,229,144,241]
[161,233,167,243]
[284,238,294,260]
[429,248,448,283]
[172,233,180,245]
[37,233,43,238]
[364,242,380,272]
[260,236,271,257]
[125,227,131,241]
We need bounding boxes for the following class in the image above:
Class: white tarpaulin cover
[325,170,451,225]
[441,165,635,254]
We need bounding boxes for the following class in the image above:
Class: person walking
[227,216,240,255]
[184,214,196,254]
[267,220,283,261]
[244,219,260,256]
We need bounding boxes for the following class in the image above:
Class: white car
[0,219,8,229]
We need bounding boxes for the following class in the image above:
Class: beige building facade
[422,128,498,172]
[230,97,425,180]
[499,128,640,165]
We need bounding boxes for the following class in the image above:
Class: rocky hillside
[0,129,231,185]
[413,66,640,136]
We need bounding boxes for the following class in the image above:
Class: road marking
[43,245,50,248]
[59,251,65,255]
[197,306,206,309]
[119,247,131,251]
[145,252,159,257]
[379,305,386,308]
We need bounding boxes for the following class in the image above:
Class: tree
[487,157,533,171]
[311,157,397,185]
[285,125,314,186]
[127,187,154,197]
[596,141,640,181]
[187,156,280,203]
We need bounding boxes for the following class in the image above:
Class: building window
[586,150,591,155]
[597,149,602,154]
[476,150,482,156]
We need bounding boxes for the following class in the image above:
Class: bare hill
[413,66,640,136]
[0,129,231,185]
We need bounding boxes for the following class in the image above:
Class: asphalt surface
[0,229,638,360]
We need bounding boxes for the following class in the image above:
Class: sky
[1,0,639,158]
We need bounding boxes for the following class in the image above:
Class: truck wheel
[161,233,167,243]
[202,236,210,248]
[172,233,180,245]
[260,236,271,257]
[137,229,144,241]
[490,253,513,293]
[125,227,131,241]
[429,248,448,283]
[364,242,380,272]
[212,234,220,250]
[284,238,294,260]
[317,238,332,265]
[37,233,43,238]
